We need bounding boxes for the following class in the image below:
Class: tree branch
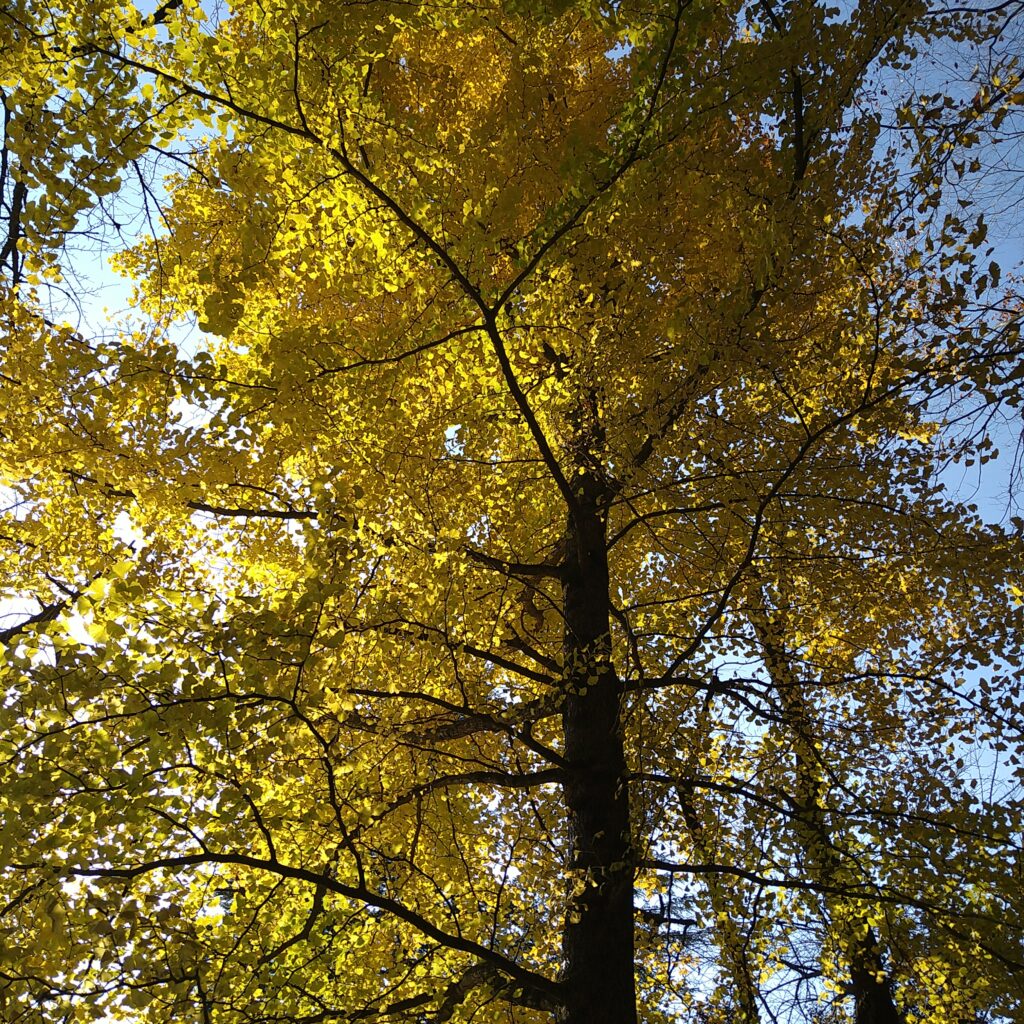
[70,851,563,1004]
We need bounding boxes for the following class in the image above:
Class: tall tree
[1,2,1023,1023]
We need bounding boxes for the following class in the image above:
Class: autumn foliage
[1,1,1023,1022]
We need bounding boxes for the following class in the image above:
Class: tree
[1,1,1023,1022]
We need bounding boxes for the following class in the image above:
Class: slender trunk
[678,698,761,1023]
[754,613,905,1024]
[678,788,760,1022]
[559,470,636,1024]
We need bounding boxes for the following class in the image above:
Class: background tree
[1,2,1023,1023]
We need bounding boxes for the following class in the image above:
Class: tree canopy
[1,1,1023,1022]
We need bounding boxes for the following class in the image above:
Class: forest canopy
[1,1,1023,1022]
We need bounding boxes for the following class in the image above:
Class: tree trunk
[558,472,636,1024]
[754,611,905,1024]
[848,929,906,1024]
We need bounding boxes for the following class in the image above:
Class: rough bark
[558,469,636,1024]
